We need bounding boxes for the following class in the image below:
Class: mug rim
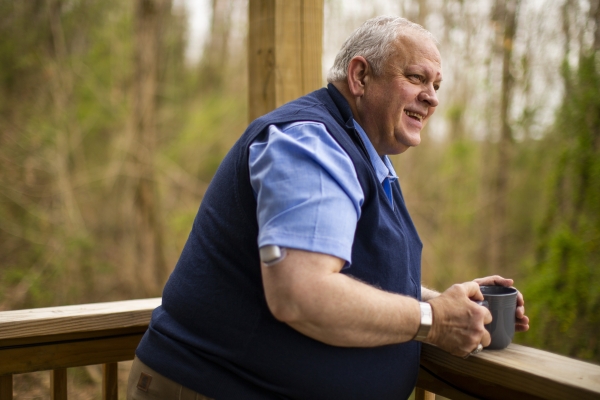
[479,285,518,296]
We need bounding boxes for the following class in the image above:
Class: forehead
[389,33,442,77]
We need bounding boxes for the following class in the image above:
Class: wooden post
[415,387,436,400]
[51,368,67,400]
[0,375,12,400]
[248,0,323,122]
[102,363,118,400]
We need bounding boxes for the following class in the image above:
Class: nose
[418,86,439,108]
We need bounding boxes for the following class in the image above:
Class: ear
[346,56,370,97]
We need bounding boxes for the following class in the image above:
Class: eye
[434,84,440,92]
[409,74,423,82]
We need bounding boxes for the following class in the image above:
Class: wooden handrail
[417,343,600,400]
[0,298,160,399]
[1,298,600,400]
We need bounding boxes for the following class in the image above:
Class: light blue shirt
[352,120,398,209]
[248,120,398,264]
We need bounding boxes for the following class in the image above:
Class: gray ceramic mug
[477,285,518,350]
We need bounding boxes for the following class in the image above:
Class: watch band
[413,302,433,342]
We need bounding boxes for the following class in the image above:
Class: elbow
[265,292,303,323]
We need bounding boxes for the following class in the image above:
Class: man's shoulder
[267,87,332,120]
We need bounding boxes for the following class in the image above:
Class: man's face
[356,34,442,155]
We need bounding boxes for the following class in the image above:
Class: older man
[128,16,529,400]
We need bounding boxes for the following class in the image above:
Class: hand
[426,282,492,357]
[473,275,530,332]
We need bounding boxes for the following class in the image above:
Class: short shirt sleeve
[248,121,364,264]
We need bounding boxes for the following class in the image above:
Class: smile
[404,110,424,122]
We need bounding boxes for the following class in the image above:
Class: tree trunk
[127,0,169,296]
[488,0,520,274]
[198,0,236,90]
[592,0,600,51]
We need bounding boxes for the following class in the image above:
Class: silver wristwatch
[413,302,433,342]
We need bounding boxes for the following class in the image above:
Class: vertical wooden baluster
[51,368,67,400]
[0,374,13,400]
[415,387,436,400]
[102,363,118,400]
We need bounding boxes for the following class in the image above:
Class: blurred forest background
[1,0,599,394]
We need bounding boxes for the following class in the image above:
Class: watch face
[414,302,432,342]
[420,302,432,326]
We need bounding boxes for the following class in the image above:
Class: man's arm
[262,248,491,356]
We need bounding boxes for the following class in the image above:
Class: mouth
[404,110,425,122]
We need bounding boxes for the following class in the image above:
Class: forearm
[262,249,422,347]
[289,273,421,347]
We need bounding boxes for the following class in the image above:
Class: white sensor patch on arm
[259,245,287,266]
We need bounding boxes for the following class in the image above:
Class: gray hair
[326,16,437,83]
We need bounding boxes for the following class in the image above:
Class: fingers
[463,281,483,301]
[515,290,529,331]
[427,284,492,357]
[473,275,514,287]
[516,314,530,332]
[517,290,525,307]
[481,330,491,347]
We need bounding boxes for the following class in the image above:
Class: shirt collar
[352,119,398,184]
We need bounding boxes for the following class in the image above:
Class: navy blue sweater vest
[136,84,423,399]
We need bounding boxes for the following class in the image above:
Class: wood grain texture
[414,386,436,400]
[248,0,323,122]
[274,0,301,104]
[0,299,156,375]
[420,343,600,400]
[0,333,143,375]
[51,368,67,400]
[299,0,323,94]
[248,0,276,121]
[0,375,12,400]
[102,362,118,400]
[416,365,484,400]
[0,298,160,344]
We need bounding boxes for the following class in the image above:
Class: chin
[395,130,421,148]
[403,136,422,149]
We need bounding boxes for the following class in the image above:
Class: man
[128,16,529,399]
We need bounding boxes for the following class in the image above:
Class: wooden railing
[1,299,600,399]
[0,298,160,399]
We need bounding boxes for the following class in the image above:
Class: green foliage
[0,0,247,308]
[0,0,135,308]
[521,53,600,361]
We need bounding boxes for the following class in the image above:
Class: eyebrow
[405,64,443,82]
